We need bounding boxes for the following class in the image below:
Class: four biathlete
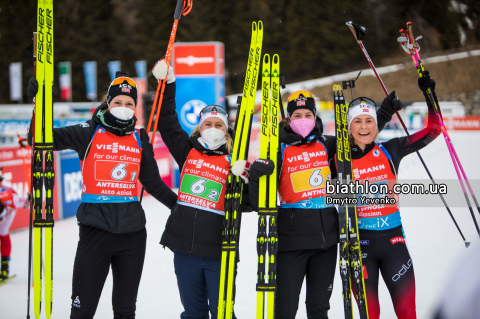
[19,33,441,319]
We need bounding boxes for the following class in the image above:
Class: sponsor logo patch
[390,236,405,245]
[360,240,369,245]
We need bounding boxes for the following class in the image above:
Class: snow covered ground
[1,131,480,319]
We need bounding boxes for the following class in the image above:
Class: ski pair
[334,86,369,319]
[31,0,55,319]
[217,21,263,319]
[255,53,280,319]
[398,22,480,236]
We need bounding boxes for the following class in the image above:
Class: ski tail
[218,20,263,319]
[341,88,369,319]
[256,52,270,319]
[44,1,54,317]
[334,85,354,319]
[266,53,280,319]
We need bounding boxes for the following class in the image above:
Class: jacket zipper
[318,211,327,248]
[290,210,294,224]
[190,210,198,255]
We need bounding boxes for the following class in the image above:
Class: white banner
[9,62,22,101]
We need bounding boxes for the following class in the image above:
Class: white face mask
[109,107,135,121]
[199,127,226,150]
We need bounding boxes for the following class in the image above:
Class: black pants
[70,225,147,319]
[274,246,337,319]
[354,226,416,319]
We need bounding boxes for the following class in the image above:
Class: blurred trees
[0,0,477,104]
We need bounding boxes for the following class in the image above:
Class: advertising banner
[9,62,22,101]
[83,61,97,101]
[171,42,225,186]
[107,61,122,81]
[0,146,59,231]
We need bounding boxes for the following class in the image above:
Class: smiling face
[109,95,136,111]
[350,114,377,149]
[200,117,227,134]
[290,109,315,120]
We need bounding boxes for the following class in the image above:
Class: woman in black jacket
[28,76,177,319]
[152,60,255,319]
[248,89,401,319]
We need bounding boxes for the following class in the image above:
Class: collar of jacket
[351,141,376,159]
[93,104,137,136]
[279,117,323,146]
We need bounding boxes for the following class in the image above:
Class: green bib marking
[180,174,223,203]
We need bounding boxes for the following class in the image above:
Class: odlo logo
[73,296,81,308]
[392,259,412,282]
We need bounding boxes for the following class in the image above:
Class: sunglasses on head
[200,105,228,117]
[287,90,315,102]
[349,97,377,109]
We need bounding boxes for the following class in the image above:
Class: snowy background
[1,131,480,318]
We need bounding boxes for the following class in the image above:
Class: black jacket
[249,112,392,252]
[28,104,177,234]
[158,82,250,260]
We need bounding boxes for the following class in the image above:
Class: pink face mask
[290,118,316,138]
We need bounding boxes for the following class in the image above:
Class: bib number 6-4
[309,169,323,187]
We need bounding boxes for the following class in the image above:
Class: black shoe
[1,256,9,279]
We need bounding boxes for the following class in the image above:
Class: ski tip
[263,53,270,64]
[346,21,352,26]
[252,21,257,32]
[258,20,263,31]
[273,54,279,64]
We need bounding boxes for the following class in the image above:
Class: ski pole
[17,131,31,191]
[401,22,480,233]
[26,32,36,319]
[140,0,192,202]
[346,21,472,246]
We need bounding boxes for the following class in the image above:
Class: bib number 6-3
[309,169,323,187]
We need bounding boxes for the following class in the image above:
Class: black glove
[27,77,38,101]
[380,90,403,114]
[27,77,59,101]
[418,70,435,94]
[250,159,275,181]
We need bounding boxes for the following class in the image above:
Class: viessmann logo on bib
[96,143,140,154]
[176,55,214,66]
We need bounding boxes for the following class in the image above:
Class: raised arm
[138,129,177,209]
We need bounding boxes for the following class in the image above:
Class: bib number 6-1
[309,169,323,187]
[111,163,128,180]
[111,163,137,182]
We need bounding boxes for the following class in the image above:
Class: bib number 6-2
[191,179,207,194]
[309,169,323,187]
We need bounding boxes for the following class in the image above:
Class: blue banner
[83,61,97,101]
[107,61,121,81]
[135,60,147,79]
[58,150,82,218]
[175,77,217,134]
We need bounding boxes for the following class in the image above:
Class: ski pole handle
[406,22,418,49]
[174,0,193,20]
[346,21,361,43]
[174,0,184,20]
